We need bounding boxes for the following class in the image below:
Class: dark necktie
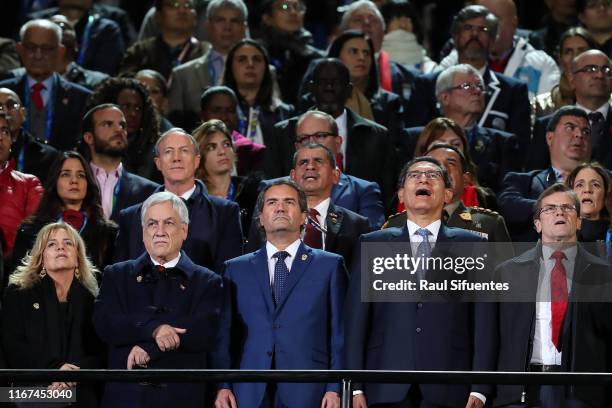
[550,250,568,352]
[589,111,605,151]
[31,82,45,111]
[304,208,323,249]
[415,228,432,279]
[156,265,165,274]
[273,251,290,305]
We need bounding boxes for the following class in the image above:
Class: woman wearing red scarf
[12,151,117,274]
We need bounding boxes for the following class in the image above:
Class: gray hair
[339,0,386,32]
[450,5,498,39]
[141,191,190,227]
[435,64,484,100]
[20,19,62,45]
[154,127,200,157]
[206,0,248,21]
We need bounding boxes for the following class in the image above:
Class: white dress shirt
[150,252,181,268]
[90,161,122,219]
[531,245,576,366]
[179,184,197,201]
[311,198,331,250]
[265,239,301,285]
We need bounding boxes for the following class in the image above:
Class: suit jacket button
[417,302,423,309]
[415,327,421,333]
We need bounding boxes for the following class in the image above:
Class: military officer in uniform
[384,143,512,259]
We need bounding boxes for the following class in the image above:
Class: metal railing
[2,369,612,408]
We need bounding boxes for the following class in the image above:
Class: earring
[39,268,47,278]
[74,267,80,279]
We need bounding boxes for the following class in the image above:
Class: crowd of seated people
[0,0,611,407]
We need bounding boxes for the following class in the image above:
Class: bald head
[570,49,612,109]
[477,0,517,56]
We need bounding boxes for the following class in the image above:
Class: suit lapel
[252,248,275,314]
[479,69,501,128]
[276,242,312,310]
[196,54,211,89]
[344,109,358,174]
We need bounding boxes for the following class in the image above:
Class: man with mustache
[215,180,346,408]
[499,106,592,242]
[80,103,158,223]
[405,5,531,155]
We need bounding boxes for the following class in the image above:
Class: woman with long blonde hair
[1,222,105,406]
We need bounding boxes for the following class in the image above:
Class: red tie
[335,152,344,172]
[156,265,165,274]
[31,82,45,111]
[304,208,323,249]
[550,250,568,351]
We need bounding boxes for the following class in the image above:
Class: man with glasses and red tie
[215,179,346,408]
[494,183,612,408]
[345,156,495,408]
[0,19,91,151]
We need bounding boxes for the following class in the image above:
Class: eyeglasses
[0,127,11,141]
[448,82,485,92]
[460,24,489,35]
[277,1,306,13]
[296,131,336,144]
[163,1,195,10]
[539,204,577,216]
[0,102,20,112]
[21,42,58,55]
[406,170,443,181]
[573,64,612,77]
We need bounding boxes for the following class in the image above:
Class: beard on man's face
[459,38,488,61]
[93,136,127,158]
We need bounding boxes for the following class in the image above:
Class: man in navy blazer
[266,60,396,211]
[114,128,243,273]
[215,180,346,408]
[527,50,612,171]
[80,103,158,223]
[404,5,530,154]
[345,157,496,408]
[94,192,225,408]
[499,107,592,242]
[403,64,520,193]
[0,19,91,151]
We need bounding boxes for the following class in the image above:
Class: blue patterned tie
[415,228,432,279]
[273,251,290,305]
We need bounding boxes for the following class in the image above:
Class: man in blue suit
[80,103,158,223]
[215,180,346,408]
[0,19,92,151]
[260,110,385,229]
[499,107,592,242]
[404,5,531,155]
[346,157,496,408]
[114,128,243,273]
[94,192,225,408]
